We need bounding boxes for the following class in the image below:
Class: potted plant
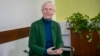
[66,12,100,48]
[66,12,100,56]
[66,12,93,42]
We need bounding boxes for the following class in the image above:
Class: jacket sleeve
[56,23,64,48]
[28,23,45,55]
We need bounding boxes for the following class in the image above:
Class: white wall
[59,22,71,51]
[0,0,55,31]
[0,38,28,56]
[0,0,37,56]
[0,0,38,31]
[0,0,55,56]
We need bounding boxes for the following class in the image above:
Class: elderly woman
[28,1,64,56]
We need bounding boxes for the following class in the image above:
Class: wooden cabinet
[70,30,100,56]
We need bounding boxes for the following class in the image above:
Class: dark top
[42,17,53,56]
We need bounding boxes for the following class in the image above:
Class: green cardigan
[28,19,64,56]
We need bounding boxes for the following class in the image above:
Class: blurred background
[0,0,100,56]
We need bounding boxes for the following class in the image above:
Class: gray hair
[41,1,55,10]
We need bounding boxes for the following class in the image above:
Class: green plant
[66,12,93,42]
[66,12,89,33]
[66,12,100,49]
[90,12,100,28]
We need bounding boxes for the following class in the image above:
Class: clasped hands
[47,47,63,55]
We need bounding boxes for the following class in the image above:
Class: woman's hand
[47,47,63,55]
[54,48,63,55]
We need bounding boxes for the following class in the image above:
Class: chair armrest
[63,46,75,56]
[63,46,75,51]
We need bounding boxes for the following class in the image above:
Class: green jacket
[28,19,64,56]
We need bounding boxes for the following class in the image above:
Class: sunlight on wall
[55,0,100,22]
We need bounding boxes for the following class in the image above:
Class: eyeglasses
[42,8,54,11]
